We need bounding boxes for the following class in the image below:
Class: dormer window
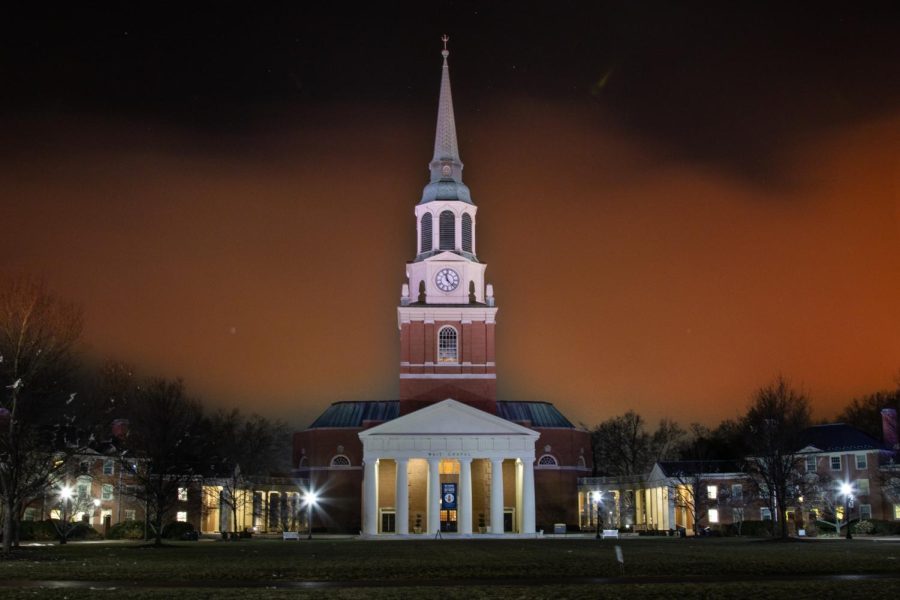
[437,326,458,362]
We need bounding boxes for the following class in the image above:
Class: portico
[359,399,539,536]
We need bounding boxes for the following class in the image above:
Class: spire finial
[441,34,449,58]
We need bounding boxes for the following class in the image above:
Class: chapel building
[292,40,592,536]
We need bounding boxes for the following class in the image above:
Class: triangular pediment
[797,445,822,454]
[359,399,539,438]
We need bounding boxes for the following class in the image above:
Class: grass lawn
[1,537,899,598]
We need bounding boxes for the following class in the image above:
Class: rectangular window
[125,510,136,521]
[178,487,188,502]
[103,459,114,475]
[77,483,89,500]
[830,456,841,471]
[855,454,867,470]
[760,507,772,521]
[23,508,37,522]
[101,484,114,501]
[805,456,817,473]
[731,484,743,500]
[732,508,744,522]
[860,504,872,520]
[894,504,900,520]
[707,485,717,500]
[79,461,90,474]
[708,508,719,523]
[856,479,870,496]
[176,511,188,523]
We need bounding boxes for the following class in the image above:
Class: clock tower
[398,38,498,415]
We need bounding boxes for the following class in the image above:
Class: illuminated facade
[293,40,592,535]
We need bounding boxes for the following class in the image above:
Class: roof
[306,400,575,430]
[656,460,743,478]
[796,423,884,453]
[310,401,399,429]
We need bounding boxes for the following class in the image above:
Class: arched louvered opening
[462,213,473,253]
[437,326,458,362]
[439,210,455,250]
[420,213,433,253]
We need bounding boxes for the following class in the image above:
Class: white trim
[330,454,352,467]
[400,374,496,379]
[306,465,363,472]
[402,362,493,368]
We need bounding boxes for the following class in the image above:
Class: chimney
[111,419,130,440]
[882,408,898,452]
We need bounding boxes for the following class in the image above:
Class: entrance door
[440,509,457,532]
[380,510,396,533]
[504,509,515,533]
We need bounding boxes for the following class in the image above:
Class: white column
[427,458,441,535]
[490,458,504,534]
[396,458,409,535]
[458,458,472,535]
[522,456,536,534]
[454,212,462,250]
[363,458,378,535]
[515,459,524,533]
[432,211,439,253]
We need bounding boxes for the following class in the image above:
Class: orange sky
[1,100,898,429]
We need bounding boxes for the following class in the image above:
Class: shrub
[853,520,874,534]
[18,520,58,541]
[162,521,196,539]
[730,520,774,537]
[867,519,900,535]
[68,522,102,540]
[108,520,146,540]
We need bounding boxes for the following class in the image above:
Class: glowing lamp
[840,483,852,496]
[59,486,72,501]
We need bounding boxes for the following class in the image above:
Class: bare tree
[118,378,203,546]
[205,409,290,534]
[740,375,812,539]
[592,411,684,477]
[0,275,82,553]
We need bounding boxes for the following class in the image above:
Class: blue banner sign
[441,483,457,509]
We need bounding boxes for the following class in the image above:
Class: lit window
[178,487,188,502]
[731,484,742,500]
[860,504,872,520]
[708,509,719,523]
[760,507,772,521]
[439,460,460,475]
[855,454,867,470]
[101,484,114,501]
[894,504,900,520]
[176,511,187,523]
[805,456,816,473]
[836,506,845,521]
[330,455,351,467]
[830,456,841,471]
[103,459,114,476]
[856,479,870,495]
[707,485,717,500]
[437,326,458,363]
[537,455,558,467]
[124,510,136,521]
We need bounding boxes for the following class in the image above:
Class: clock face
[434,268,460,292]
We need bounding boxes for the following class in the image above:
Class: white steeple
[421,35,472,205]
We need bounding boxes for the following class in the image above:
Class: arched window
[537,454,559,467]
[437,326,458,363]
[330,455,351,467]
[439,210,455,250]
[462,213,473,253]
[420,213,433,253]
